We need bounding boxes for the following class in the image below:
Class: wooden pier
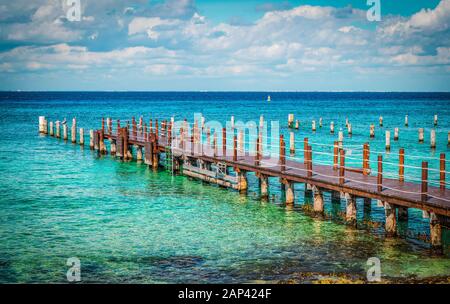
[39,116,450,253]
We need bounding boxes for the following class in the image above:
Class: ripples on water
[0,92,449,283]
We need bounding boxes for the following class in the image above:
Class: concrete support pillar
[238,170,248,192]
[285,181,295,205]
[260,175,269,199]
[312,186,324,214]
[110,140,116,155]
[344,193,357,225]
[126,146,133,161]
[384,202,397,236]
[430,213,443,252]
[136,145,143,161]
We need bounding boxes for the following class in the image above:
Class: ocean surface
[0,92,449,283]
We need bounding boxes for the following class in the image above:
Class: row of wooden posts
[287,114,449,149]
[39,115,447,196]
[39,115,447,252]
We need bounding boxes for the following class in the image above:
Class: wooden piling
[399,148,405,182]
[347,123,352,136]
[259,115,264,130]
[307,145,312,178]
[303,138,308,164]
[394,127,399,141]
[123,128,130,160]
[312,185,324,214]
[377,155,383,192]
[136,146,143,161]
[418,128,424,143]
[422,161,428,201]
[430,129,436,149]
[312,120,316,132]
[405,115,408,127]
[295,120,299,129]
[230,116,235,130]
[222,127,226,156]
[79,128,84,145]
[333,141,338,170]
[260,175,269,199]
[319,117,322,128]
[338,130,343,147]
[255,137,260,166]
[289,132,295,155]
[385,130,391,151]
[213,132,217,157]
[238,130,244,154]
[379,116,383,127]
[89,130,94,149]
[339,149,345,185]
[430,213,443,252]
[39,116,46,133]
[434,114,438,126]
[288,114,294,128]
[71,118,77,143]
[330,121,334,134]
[55,121,60,138]
[280,135,285,172]
[344,193,357,225]
[43,118,48,135]
[63,124,68,141]
[440,153,445,191]
[233,135,237,161]
[285,180,295,205]
[370,124,375,138]
[49,122,54,136]
[363,143,369,175]
[448,131,450,146]
[99,129,106,154]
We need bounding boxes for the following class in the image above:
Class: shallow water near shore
[0,92,449,283]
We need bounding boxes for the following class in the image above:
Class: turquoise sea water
[0,92,449,283]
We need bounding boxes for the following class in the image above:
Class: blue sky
[0,0,449,91]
